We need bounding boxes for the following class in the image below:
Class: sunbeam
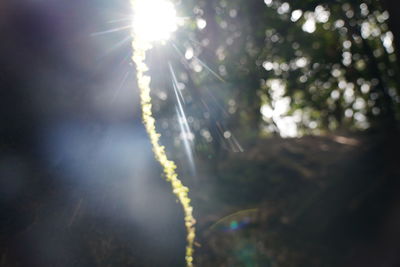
[176,107,197,176]
[169,62,197,175]
[111,70,131,105]
[172,43,225,82]
[91,25,132,36]
[169,62,186,105]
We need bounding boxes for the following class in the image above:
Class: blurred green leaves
[163,0,400,144]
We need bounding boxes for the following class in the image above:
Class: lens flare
[132,0,178,43]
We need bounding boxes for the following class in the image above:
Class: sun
[132,0,179,43]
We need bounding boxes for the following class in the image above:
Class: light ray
[194,57,225,83]
[172,43,225,82]
[170,68,193,146]
[175,107,197,176]
[169,63,196,175]
[111,70,130,105]
[107,17,132,24]
[106,35,132,54]
[168,62,186,104]
[204,86,229,117]
[91,25,132,36]
[170,44,242,153]
[216,122,244,152]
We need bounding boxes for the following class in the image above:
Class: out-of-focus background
[1,0,400,266]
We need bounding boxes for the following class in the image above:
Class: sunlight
[132,0,178,43]
[130,1,196,266]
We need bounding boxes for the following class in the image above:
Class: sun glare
[132,0,178,43]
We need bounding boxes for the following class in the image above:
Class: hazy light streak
[169,62,196,175]
[91,25,132,36]
[111,70,130,104]
[172,43,225,82]
[169,44,194,78]
[106,35,132,53]
[173,83,191,139]
[194,57,225,82]
[216,122,244,152]
[229,134,244,152]
[107,17,133,24]
[175,107,197,176]
[170,65,193,143]
[169,62,186,104]
[68,198,83,227]
[170,44,242,152]
[204,87,229,117]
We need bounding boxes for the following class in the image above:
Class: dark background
[1,1,187,266]
[1,0,400,266]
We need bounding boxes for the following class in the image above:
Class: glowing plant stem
[130,1,195,266]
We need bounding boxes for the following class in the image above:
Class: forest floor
[193,130,400,267]
[1,129,399,267]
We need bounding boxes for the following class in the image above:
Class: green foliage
[157,0,400,145]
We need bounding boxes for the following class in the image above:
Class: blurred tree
[164,0,400,147]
